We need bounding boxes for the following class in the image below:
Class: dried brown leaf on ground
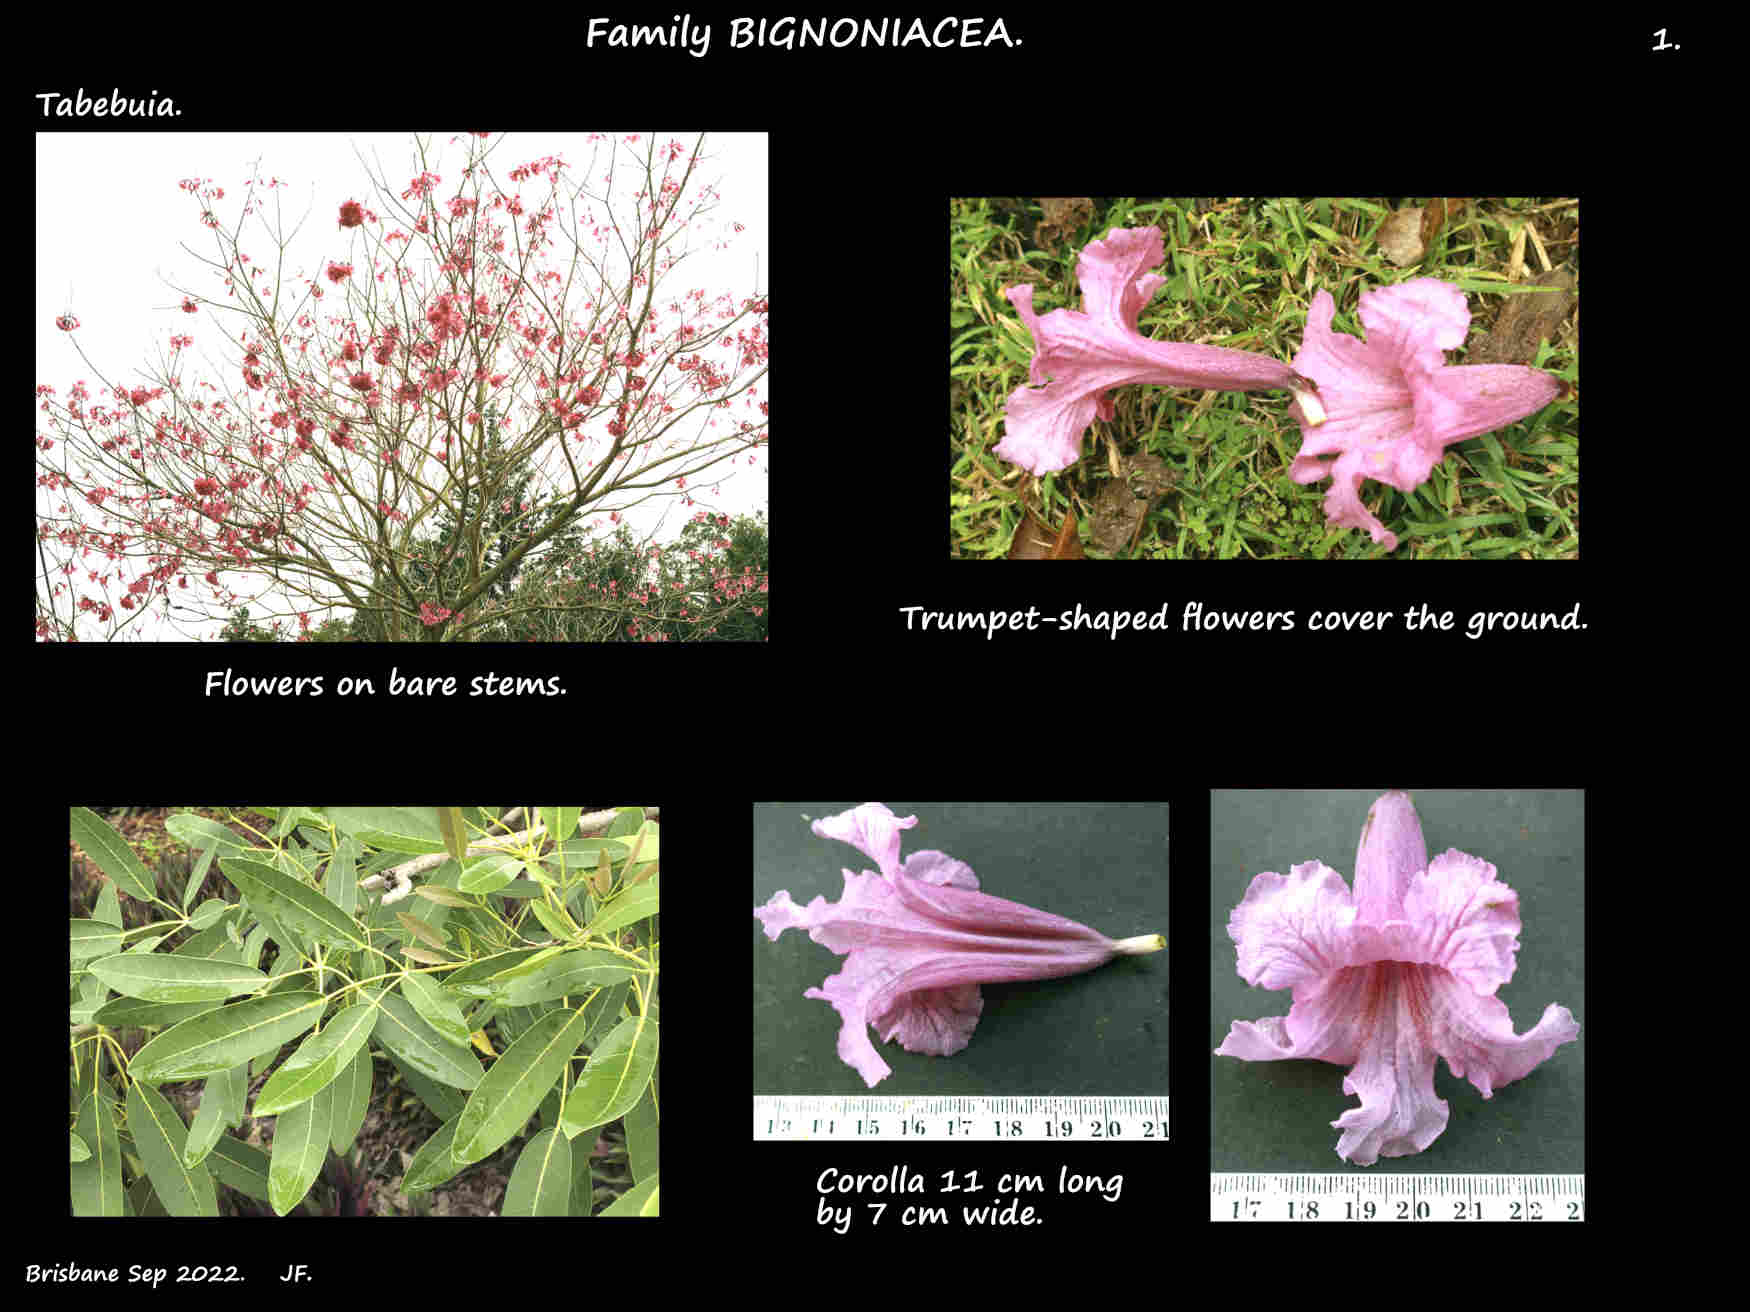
[1468,267,1577,366]
[1008,507,1085,559]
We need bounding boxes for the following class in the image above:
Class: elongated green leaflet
[398,971,472,1050]
[269,1082,334,1216]
[222,856,366,951]
[329,1047,372,1155]
[527,899,579,941]
[88,954,267,1004]
[71,920,126,962]
[599,1173,660,1216]
[164,812,249,855]
[92,996,217,1030]
[459,851,521,894]
[128,992,326,1084]
[70,1092,123,1216]
[504,1127,573,1216]
[126,1081,219,1216]
[204,1134,271,1204]
[543,806,581,844]
[325,835,358,918]
[487,950,638,1008]
[453,1007,595,1165]
[371,992,483,1091]
[586,882,660,939]
[70,807,159,903]
[623,1078,660,1182]
[181,1076,234,1168]
[323,806,445,855]
[403,1114,467,1193]
[562,1014,660,1138]
[436,807,469,864]
[254,993,384,1117]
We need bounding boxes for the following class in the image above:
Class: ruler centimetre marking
[1211,1173,1584,1222]
[754,1096,1169,1142]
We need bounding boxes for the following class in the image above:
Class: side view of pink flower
[1286,279,1567,550]
[755,803,1164,1088]
[1215,792,1579,1165]
[998,227,1320,476]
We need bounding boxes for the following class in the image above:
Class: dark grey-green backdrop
[1210,790,1584,1174]
[753,803,1170,1097]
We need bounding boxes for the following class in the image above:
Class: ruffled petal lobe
[997,227,1305,475]
[1288,280,1566,550]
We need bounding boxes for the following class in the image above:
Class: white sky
[35,130,768,640]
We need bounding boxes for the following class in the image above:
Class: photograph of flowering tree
[37,132,768,640]
[951,198,1576,559]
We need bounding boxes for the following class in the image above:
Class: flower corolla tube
[997,226,1321,476]
[1286,279,1566,550]
[755,803,1164,1088]
[1215,791,1579,1165]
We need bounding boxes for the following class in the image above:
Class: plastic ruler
[1211,1173,1584,1222]
[754,1096,1169,1142]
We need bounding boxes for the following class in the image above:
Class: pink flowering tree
[35,132,768,641]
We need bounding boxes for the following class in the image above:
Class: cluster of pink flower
[425,293,466,342]
[998,226,1568,551]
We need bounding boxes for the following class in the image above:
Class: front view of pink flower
[755,803,1163,1088]
[998,227,1320,476]
[1215,792,1579,1165]
[1287,280,1567,550]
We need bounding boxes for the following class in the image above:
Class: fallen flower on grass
[1215,791,1579,1165]
[1286,279,1566,550]
[998,226,1322,476]
[755,803,1163,1088]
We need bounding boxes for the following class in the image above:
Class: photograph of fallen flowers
[752,803,1167,1095]
[950,198,1578,559]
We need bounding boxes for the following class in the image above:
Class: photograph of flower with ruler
[754,803,1168,1098]
[1210,790,1582,1173]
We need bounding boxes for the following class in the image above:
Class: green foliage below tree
[220,507,766,642]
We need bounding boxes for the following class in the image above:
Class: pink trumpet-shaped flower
[1286,279,1566,550]
[1215,792,1579,1165]
[755,803,1164,1088]
[998,226,1320,476]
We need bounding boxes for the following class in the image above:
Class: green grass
[950,197,1580,560]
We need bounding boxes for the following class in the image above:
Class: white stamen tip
[1113,934,1166,955]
